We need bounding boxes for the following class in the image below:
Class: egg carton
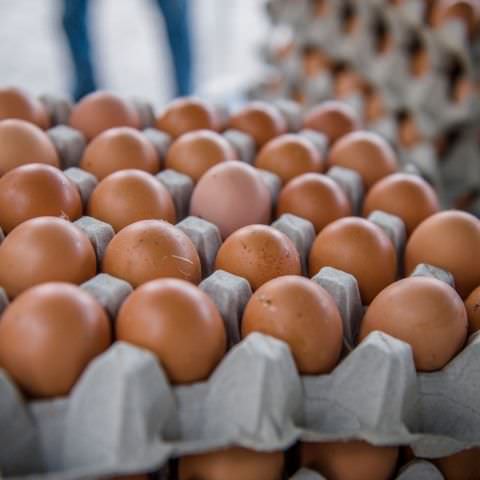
[367,115,398,147]
[301,73,333,105]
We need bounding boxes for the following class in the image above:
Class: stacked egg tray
[252,0,480,212]
[0,94,479,480]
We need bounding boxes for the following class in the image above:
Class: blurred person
[62,0,193,100]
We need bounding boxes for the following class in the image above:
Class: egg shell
[242,275,343,374]
[405,211,480,298]
[0,217,97,298]
[0,282,110,397]
[102,219,201,287]
[398,114,424,149]
[410,48,431,78]
[0,119,59,176]
[431,447,480,479]
[80,127,160,180]
[190,162,272,240]
[215,225,301,290]
[359,276,468,371]
[69,91,139,141]
[465,286,480,334]
[0,164,82,233]
[116,278,226,384]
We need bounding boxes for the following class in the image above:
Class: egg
[80,127,160,180]
[165,130,236,182]
[242,276,343,373]
[229,101,287,148]
[309,217,397,304]
[0,119,59,176]
[313,0,329,17]
[190,162,271,239]
[364,88,386,123]
[363,173,440,235]
[178,447,284,480]
[334,67,365,99]
[215,225,301,290]
[0,217,96,298]
[405,211,480,298]
[360,277,467,371]
[88,169,175,232]
[465,286,480,333]
[69,91,139,141]
[302,47,331,78]
[0,86,50,129]
[431,448,480,479]
[398,113,424,149]
[431,0,479,37]
[277,173,351,232]
[327,131,398,189]
[117,278,226,384]
[0,282,110,397]
[303,101,360,144]
[410,47,431,77]
[0,164,82,233]
[102,220,201,287]
[300,441,399,480]
[255,134,324,183]
[156,97,219,138]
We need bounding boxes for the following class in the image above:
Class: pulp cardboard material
[63,168,98,207]
[396,460,443,479]
[143,129,172,164]
[367,116,398,145]
[303,73,333,104]
[156,169,194,221]
[327,167,364,215]
[0,288,7,316]
[258,169,282,206]
[73,216,114,263]
[39,95,72,127]
[298,130,328,159]
[273,99,304,132]
[47,126,86,170]
[290,469,325,480]
[368,210,406,260]
[0,226,4,244]
[222,129,256,164]
[411,264,455,288]
[131,98,155,129]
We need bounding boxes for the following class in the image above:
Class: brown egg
[364,88,386,123]
[405,211,480,298]
[432,448,480,479]
[255,134,324,183]
[327,131,398,189]
[303,47,331,78]
[360,277,467,371]
[80,127,160,180]
[453,76,475,103]
[277,173,351,232]
[215,225,301,290]
[117,278,225,384]
[178,447,284,480]
[0,119,59,176]
[0,164,82,233]
[0,282,110,397]
[69,91,139,141]
[0,86,50,129]
[363,173,440,235]
[465,286,480,333]
[303,101,360,144]
[88,169,175,232]
[410,48,431,77]
[309,217,397,304]
[300,441,399,480]
[431,0,479,37]
[242,276,343,373]
[102,220,201,287]
[165,130,236,182]
[156,97,218,139]
[229,102,287,148]
[334,68,365,99]
[190,162,271,239]
[398,114,424,149]
[0,217,96,298]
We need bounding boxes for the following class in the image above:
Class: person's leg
[156,0,193,97]
[62,0,97,100]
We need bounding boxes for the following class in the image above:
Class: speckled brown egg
[0,119,59,176]
[69,91,139,141]
[0,217,96,298]
[363,173,440,235]
[303,101,360,144]
[300,441,399,480]
[178,447,284,480]
[309,217,397,304]
[0,282,110,397]
[242,276,343,373]
[102,220,201,287]
[465,286,480,334]
[359,277,467,371]
[229,101,287,148]
[165,130,236,182]
[255,134,324,183]
[0,164,82,233]
[215,225,301,290]
[405,211,480,298]
[0,86,50,129]
[117,278,226,384]
[431,447,480,479]
[277,173,351,232]
[156,97,219,138]
[80,127,160,180]
[327,131,398,189]
[190,162,271,239]
[88,169,175,232]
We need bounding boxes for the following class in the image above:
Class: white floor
[0,0,269,108]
